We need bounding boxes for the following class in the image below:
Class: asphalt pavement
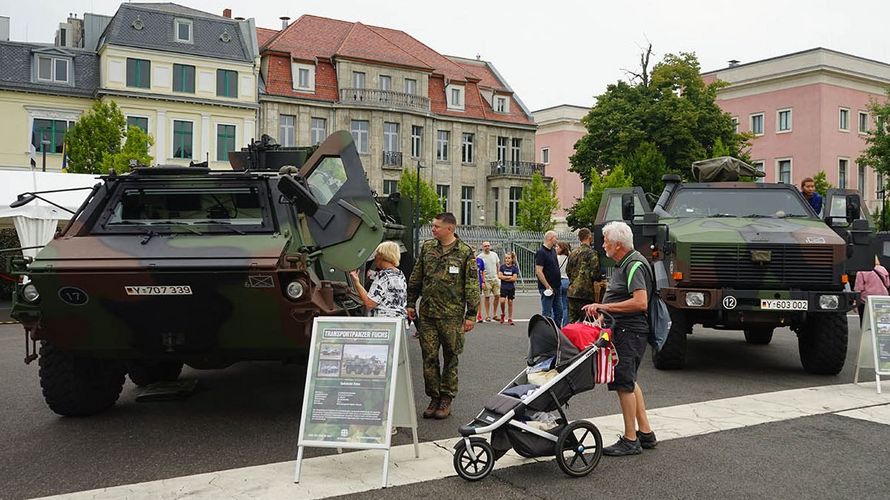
[0,295,883,499]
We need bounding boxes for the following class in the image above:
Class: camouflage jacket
[407,237,479,320]
[566,242,601,300]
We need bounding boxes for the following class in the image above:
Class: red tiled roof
[264,54,339,101]
[256,27,279,48]
[336,23,432,70]
[266,15,354,62]
[365,25,478,82]
[449,57,508,92]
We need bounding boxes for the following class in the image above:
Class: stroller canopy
[527,314,580,368]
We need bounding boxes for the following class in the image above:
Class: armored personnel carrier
[7,131,407,416]
[596,157,871,375]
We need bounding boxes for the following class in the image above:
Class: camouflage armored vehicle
[7,131,407,416]
[597,157,871,375]
[343,355,384,376]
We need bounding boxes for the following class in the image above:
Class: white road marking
[39,383,890,500]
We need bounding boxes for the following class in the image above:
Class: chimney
[728,59,740,68]
[280,16,291,29]
[223,8,232,18]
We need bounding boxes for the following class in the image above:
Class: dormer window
[291,62,315,92]
[175,19,193,43]
[495,96,509,113]
[446,84,465,111]
[36,55,70,84]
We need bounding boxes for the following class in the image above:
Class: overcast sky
[4,0,890,112]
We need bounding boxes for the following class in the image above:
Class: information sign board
[854,295,890,393]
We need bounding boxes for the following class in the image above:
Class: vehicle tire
[798,312,848,375]
[555,420,602,477]
[744,327,774,345]
[652,306,687,370]
[38,342,126,417]
[127,361,184,387]
[453,438,495,481]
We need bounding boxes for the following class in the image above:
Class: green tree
[566,165,634,230]
[858,88,890,195]
[398,168,441,225]
[570,47,749,191]
[516,172,560,232]
[65,100,127,173]
[622,142,668,196]
[813,170,833,197]
[99,126,155,174]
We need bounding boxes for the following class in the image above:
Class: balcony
[339,88,430,113]
[382,151,403,169]
[488,161,546,178]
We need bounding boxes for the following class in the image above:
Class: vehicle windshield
[106,186,268,227]
[665,188,813,218]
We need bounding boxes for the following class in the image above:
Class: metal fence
[417,225,579,292]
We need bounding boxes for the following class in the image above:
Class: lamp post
[40,139,50,172]
[414,160,425,259]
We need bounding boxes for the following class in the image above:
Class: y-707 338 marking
[125,286,193,296]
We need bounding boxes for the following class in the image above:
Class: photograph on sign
[298,317,402,449]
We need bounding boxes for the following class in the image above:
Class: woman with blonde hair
[349,240,407,318]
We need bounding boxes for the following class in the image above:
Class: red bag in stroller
[562,321,617,384]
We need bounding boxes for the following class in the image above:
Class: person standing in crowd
[498,251,519,325]
[566,227,601,323]
[556,241,571,327]
[475,255,485,322]
[477,241,501,322]
[800,177,823,215]
[407,213,479,420]
[534,230,563,326]
[854,256,890,323]
[582,220,656,456]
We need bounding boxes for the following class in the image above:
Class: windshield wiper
[708,213,738,217]
[107,220,148,225]
[194,220,246,234]
[739,214,772,218]
[149,221,202,235]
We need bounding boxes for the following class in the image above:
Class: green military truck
[597,157,871,375]
[7,131,408,416]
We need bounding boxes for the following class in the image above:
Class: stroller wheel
[453,438,495,481]
[555,421,602,477]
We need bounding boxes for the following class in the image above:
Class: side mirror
[641,211,659,237]
[277,175,319,216]
[621,194,634,222]
[9,193,36,208]
[850,218,871,245]
[846,194,861,223]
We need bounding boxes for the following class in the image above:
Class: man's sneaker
[434,396,453,419]
[422,398,439,419]
[509,319,515,326]
[638,430,658,449]
[602,435,642,456]
[500,314,505,324]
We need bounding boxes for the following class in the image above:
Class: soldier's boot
[422,397,440,419]
[434,396,453,419]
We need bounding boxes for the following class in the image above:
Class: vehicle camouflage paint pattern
[6,131,409,416]
[596,157,871,375]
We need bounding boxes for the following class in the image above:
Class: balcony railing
[382,151,403,168]
[489,161,546,178]
[339,88,430,112]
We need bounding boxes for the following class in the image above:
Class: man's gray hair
[602,221,634,250]
[544,230,557,241]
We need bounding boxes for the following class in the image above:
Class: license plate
[760,299,807,311]
[125,286,193,296]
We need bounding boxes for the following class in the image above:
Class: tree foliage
[566,165,634,230]
[517,172,560,232]
[570,48,749,192]
[398,168,441,225]
[65,100,154,174]
[858,89,890,195]
[813,170,833,197]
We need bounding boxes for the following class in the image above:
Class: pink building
[703,48,890,209]
[532,104,588,228]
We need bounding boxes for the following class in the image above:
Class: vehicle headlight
[819,295,839,310]
[22,283,40,303]
[286,281,305,300]
[685,292,705,307]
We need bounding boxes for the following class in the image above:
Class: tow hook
[24,328,37,364]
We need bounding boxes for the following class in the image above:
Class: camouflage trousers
[567,297,594,324]
[418,316,465,399]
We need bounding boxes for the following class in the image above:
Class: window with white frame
[750,113,764,135]
[383,122,399,152]
[216,124,236,162]
[495,96,509,113]
[36,55,70,84]
[279,114,295,147]
[838,158,849,188]
[310,117,327,145]
[437,184,449,212]
[173,120,193,159]
[353,71,366,89]
[175,18,193,43]
[126,116,149,133]
[292,62,315,92]
[32,118,73,154]
[508,187,522,226]
[493,188,500,224]
[383,179,398,195]
[461,133,474,164]
[496,136,508,162]
[404,78,417,95]
[541,148,550,164]
[752,160,765,183]
[461,186,474,225]
[379,75,391,91]
[511,138,522,163]
[859,111,870,134]
[447,84,465,110]
[410,125,422,158]
[839,108,850,131]
[731,116,739,134]
[777,109,792,132]
[777,159,791,184]
[350,120,369,154]
[858,163,866,196]
[436,130,449,161]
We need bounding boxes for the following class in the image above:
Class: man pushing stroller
[582,221,657,456]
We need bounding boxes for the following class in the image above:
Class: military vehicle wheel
[38,342,126,417]
[653,306,687,370]
[744,328,774,345]
[127,361,184,387]
[798,312,847,375]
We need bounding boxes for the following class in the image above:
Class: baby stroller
[452,313,613,481]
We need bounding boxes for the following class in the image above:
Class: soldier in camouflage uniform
[407,213,479,419]
[566,227,601,323]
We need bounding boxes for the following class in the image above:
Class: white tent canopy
[0,170,100,257]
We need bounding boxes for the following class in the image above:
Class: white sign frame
[854,295,890,393]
